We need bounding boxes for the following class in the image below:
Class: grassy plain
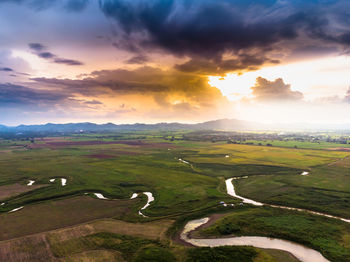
[233,157,350,217]
[0,131,350,261]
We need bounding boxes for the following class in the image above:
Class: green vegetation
[200,206,350,262]
[1,131,350,261]
[185,246,258,262]
[233,160,350,217]
[50,232,164,261]
[134,246,176,262]
[187,143,349,169]
[49,231,297,262]
[0,140,235,216]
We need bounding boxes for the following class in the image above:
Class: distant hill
[1,119,350,134]
[0,119,258,133]
[193,119,260,130]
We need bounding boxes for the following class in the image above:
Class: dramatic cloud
[0,83,68,106]
[33,66,222,96]
[1,0,350,124]
[98,0,350,74]
[251,77,303,102]
[32,66,228,117]
[175,55,279,75]
[28,43,83,66]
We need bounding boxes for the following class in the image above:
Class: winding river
[94,193,108,199]
[226,177,350,223]
[225,178,263,206]
[180,217,330,262]
[177,176,350,262]
[138,192,154,217]
[130,192,154,217]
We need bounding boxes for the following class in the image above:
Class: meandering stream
[180,218,330,262]
[130,192,154,217]
[225,178,263,206]
[138,192,154,217]
[177,176,350,262]
[226,177,350,223]
[94,193,108,199]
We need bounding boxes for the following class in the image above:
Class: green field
[0,132,350,261]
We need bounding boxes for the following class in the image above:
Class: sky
[1,0,350,125]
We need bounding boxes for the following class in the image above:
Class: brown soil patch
[0,216,173,262]
[0,183,47,201]
[0,233,57,262]
[328,147,350,151]
[47,218,173,243]
[40,137,73,142]
[92,218,173,241]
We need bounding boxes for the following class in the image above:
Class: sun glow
[208,55,350,124]
[209,55,350,102]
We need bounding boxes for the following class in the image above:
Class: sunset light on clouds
[1,0,350,125]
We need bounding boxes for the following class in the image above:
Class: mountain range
[0,119,350,133]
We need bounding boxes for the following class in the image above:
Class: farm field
[0,131,349,261]
[240,140,350,150]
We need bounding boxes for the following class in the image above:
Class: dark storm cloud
[28,43,45,51]
[0,67,13,72]
[125,54,149,64]
[28,43,84,66]
[0,83,67,106]
[1,0,90,12]
[175,55,279,75]
[33,67,202,94]
[251,77,303,102]
[64,0,90,12]
[53,58,84,66]
[1,0,56,10]
[99,0,350,74]
[38,52,55,59]
[99,0,288,57]
[32,66,226,108]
